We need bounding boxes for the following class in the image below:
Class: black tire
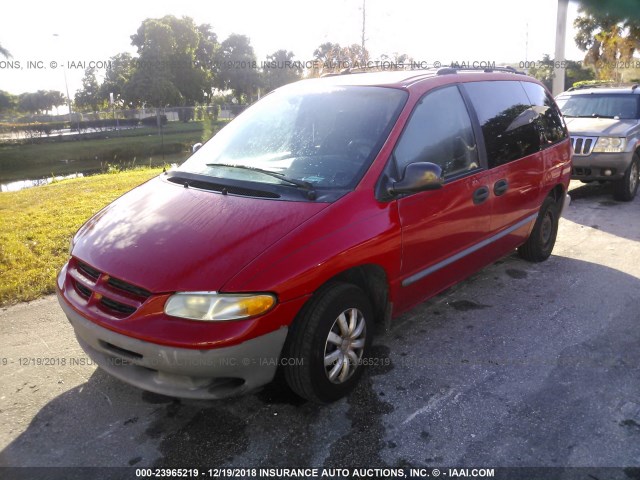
[613,153,639,202]
[282,282,373,403]
[518,196,560,262]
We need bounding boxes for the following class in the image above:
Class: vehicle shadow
[0,364,317,470]
[1,255,639,474]
[566,181,640,241]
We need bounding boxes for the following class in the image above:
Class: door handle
[493,179,509,196]
[473,186,490,205]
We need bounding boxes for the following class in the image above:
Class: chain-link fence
[0,105,247,142]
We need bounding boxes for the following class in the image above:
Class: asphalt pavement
[1,181,639,478]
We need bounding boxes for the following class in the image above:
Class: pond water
[0,126,140,142]
[1,151,186,193]
[0,173,86,192]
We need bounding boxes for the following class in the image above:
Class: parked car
[555,83,640,201]
[57,67,571,403]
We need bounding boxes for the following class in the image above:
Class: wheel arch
[547,183,566,205]
[302,264,392,334]
[335,264,391,331]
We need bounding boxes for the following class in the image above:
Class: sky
[0,0,586,97]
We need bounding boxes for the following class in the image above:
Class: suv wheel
[613,153,639,202]
[283,282,373,403]
[518,196,560,262]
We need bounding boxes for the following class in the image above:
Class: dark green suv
[556,84,640,201]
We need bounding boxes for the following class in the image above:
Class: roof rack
[436,65,525,76]
[319,64,526,78]
[567,81,639,91]
[321,65,426,77]
[320,69,350,78]
[320,66,396,77]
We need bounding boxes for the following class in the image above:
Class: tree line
[0,15,383,116]
[0,3,639,117]
[529,2,640,89]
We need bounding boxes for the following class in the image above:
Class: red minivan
[57,68,572,403]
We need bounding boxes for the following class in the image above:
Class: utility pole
[525,22,529,74]
[53,34,74,130]
[361,0,367,63]
[553,0,569,96]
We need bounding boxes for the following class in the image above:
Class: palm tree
[0,44,11,58]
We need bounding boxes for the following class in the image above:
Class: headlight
[593,137,626,153]
[164,292,276,321]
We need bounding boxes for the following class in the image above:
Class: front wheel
[282,282,373,403]
[518,196,560,262]
[613,153,639,201]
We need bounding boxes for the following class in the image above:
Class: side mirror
[387,162,443,196]
[192,143,203,153]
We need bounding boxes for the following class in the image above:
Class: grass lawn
[0,167,163,306]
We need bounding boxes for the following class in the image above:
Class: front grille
[101,297,137,315]
[570,136,597,156]
[77,261,100,280]
[107,276,151,298]
[67,259,151,319]
[75,281,92,299]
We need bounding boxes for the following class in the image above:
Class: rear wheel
[613,153,639,201]
[283,282,373,403]
[518,195,560,262]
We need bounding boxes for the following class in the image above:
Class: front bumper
[571,151,634,181]
[57,292,288,399]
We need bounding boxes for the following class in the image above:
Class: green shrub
[141,115,168,127]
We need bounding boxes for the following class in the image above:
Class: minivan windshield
[558,93,640,120]
[178,85,407,189]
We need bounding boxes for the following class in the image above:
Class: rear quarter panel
[542,138,572,198]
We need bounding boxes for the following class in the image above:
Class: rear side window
[464,81,541,168]
[520,82,568,146]
[394,85,480,179]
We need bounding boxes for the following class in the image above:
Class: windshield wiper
[205,163,317,200]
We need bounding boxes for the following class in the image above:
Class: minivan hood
[564,117,638,137]
[72,176,328,293]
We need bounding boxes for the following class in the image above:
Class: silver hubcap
[324,308,366,384]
